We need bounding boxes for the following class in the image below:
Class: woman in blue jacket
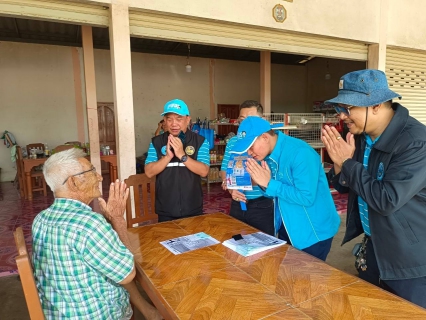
[231,116,340,260]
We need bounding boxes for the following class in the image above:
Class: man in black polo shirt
[145,99,210,222]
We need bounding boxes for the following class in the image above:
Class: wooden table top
[128,213,426,320]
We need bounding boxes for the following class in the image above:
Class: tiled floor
[0,178,347,277]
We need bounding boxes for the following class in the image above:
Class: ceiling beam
[0,0,108,27]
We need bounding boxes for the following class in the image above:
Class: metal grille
[265,113,286,125]
[264,113,330,149]
[286,113,324,148]
[264,112,339,165]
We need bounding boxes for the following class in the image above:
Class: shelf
[202,177,222,183]
[209,122,238,126]
[208,179,222,183]
[210,162,222,166]
[214,142,227,146]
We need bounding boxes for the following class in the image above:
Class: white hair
[43,148,86,193]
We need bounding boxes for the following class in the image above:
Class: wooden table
[22,155,117,200]
[128,213,426,320]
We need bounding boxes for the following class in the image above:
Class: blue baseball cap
[325,69,401,107]
[230,116,271,154]
[161,99,190,116]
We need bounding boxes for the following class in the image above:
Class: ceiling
[0,16,310,65]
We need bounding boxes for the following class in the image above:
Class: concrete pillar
[367,0,388,71]
[260,51,271,113]
[109,1,136,180]
[81,26,101,178]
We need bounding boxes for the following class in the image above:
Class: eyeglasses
[62,166,96,185]
[334,105,353,116]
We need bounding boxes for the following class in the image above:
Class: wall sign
[273,4,287,23]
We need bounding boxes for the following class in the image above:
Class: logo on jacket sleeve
[185,146,195,155]
[161,145,167,155]
[377,162,384,181]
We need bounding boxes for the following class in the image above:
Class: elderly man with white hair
[32,148,161,320]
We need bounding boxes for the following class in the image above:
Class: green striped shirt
[32,198,134,319]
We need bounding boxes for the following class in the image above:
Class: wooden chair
[124,174,157,228]
[18,146,47,198]
[30,170,48,198]
[52,144,74,153]
[14,227,44,319]
[26,143,44,156]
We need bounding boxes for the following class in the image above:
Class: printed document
[222,232,287,257]
[160,232,220,255]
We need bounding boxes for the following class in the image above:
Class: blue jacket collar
[268,131,286,163]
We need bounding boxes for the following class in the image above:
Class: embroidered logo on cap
[339,80,344,90]
[185,146,195,155]
[167,103,181,110]
[237,131,247,139]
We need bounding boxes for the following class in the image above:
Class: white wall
[0,42,79,182]
[387,0,426,51]
[272,65,307,113]
[125,0,380,44]
[214,59,260,105]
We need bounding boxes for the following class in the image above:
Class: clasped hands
[245,158,271,189]
[98,179,129,221]
[166,134,185,160]
[321,125,355,170]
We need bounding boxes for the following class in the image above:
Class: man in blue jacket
[322,69,426,308]
[231,116,340,261]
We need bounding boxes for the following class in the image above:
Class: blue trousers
[278,226,333,261]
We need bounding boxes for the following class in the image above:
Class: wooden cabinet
[98,102,116,174]
[97,102,116,153]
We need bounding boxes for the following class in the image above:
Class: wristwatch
[180,154,188,163]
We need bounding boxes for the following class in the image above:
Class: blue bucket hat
[231,116,271,154]
[325,69,401,107]
[161,99,190,116]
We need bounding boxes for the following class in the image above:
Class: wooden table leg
[25,172,33,200]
